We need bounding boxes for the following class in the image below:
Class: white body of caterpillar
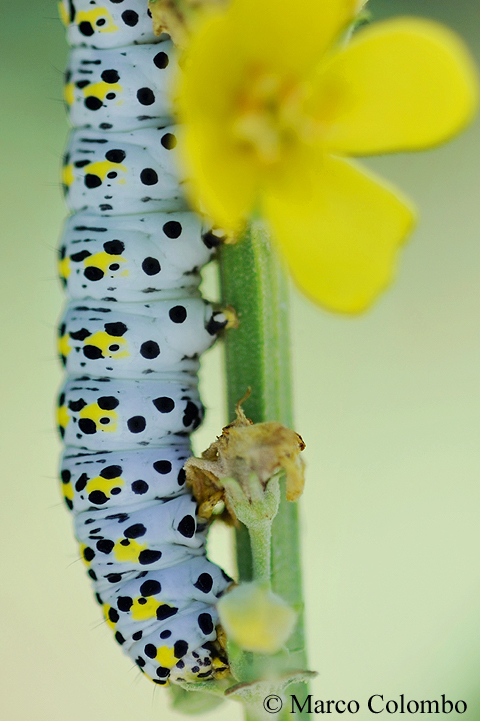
[58,0,231,686]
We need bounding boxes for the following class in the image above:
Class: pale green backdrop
[0,1,479,719]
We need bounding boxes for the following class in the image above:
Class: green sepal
[169,685,225,715]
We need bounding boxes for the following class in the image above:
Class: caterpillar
[57,0,232,687]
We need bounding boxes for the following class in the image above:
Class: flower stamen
[232,71,307,165]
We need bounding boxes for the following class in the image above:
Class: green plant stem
[219,221,309,718]
[249,519,272,582]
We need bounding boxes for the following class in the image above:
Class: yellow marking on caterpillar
[84,330,130,359]
[62,164,75,187]
[83,160,128,182]
[84,251,128,276]
[58,2,69,26]
[86,474,125,499]
[156,646,177,669]
[83,81,122,101]
[113,538,147,563]
[58,333,72,358]
[130,596,161,621]
[57,405,70,430]
[103,604,117,630]
[213,664,230,679]
[64,82,75,106]
[79,403,118,433]
[59,256,71,280]
[62,480,74,502]
[76,8,118,34]
[79,543,91,566]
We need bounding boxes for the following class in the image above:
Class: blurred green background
[1,1,479,718]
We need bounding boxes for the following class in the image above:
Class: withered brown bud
[185,402,305,524]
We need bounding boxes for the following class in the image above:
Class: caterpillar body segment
[59,210,220,302]
[63,126,185,216]
[61,445,191,513]
[65,42,178,132]
[59,297,227,377]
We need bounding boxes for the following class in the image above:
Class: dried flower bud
[218,582,296,654]
[185,401,305,524]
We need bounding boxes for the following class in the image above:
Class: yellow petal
[262,151,416,313]
[228,0,358,74]
[177,14,257,228]
[177,0,366,227]
[312,18,478,155]
[180,125,257,231]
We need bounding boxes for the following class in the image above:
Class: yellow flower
[177,0,478,312]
